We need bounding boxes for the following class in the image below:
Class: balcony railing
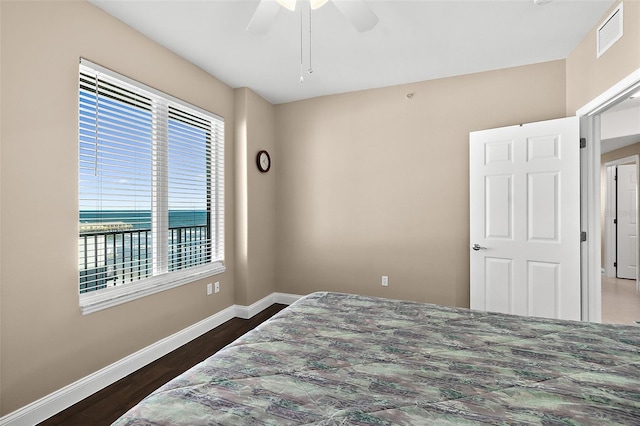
[79,225,210,294]
[169,225,212,271]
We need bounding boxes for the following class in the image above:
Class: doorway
[603,157,639,285]
[579,68,640,323]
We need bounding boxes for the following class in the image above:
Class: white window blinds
[78,58,224,308]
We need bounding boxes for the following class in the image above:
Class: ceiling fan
[247,0,379,34]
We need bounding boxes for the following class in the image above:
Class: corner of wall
[234,88,250,306]
[233,87,277,306]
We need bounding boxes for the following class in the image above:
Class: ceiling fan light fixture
[277,0,297,11]
[310,0,328,9]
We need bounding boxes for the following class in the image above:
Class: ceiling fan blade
[246,0,281,34]
[332,0,379,33]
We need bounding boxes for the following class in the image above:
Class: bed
[113,292,640,425]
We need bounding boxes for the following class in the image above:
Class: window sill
[79,262,226,315]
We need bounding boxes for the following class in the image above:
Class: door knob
[472,243,487,251]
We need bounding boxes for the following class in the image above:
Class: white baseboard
[0,292,302,426]
[274,292,303,306]
[235,292,302,319]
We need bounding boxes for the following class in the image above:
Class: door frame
[578,67,640,323]
[603,157,639,285]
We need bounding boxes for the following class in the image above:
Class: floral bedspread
[113,292,640,425]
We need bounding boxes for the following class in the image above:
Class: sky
[79,89,210,214]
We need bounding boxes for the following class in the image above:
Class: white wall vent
[597,3,623,58]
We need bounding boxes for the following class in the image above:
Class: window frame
[78,58,225,315]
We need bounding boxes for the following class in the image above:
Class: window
[78,59,224,314]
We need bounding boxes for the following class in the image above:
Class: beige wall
[601,142,640,169]
[0,1,236,414]
[234,88,276,306]
[274,61,567,307]
[566,0,640,114]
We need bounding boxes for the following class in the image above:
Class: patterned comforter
[113,292,640,425]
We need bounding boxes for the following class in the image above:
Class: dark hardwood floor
[39,303,287,426]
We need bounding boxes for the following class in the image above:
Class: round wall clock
[257,150,271,173]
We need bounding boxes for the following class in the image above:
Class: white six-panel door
[470,117,581,321]
[616,163,637,280]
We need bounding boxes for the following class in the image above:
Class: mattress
[113,292,640,425]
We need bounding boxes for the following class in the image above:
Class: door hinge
[581,231,587,242]
[614,262,617,268]
[580,138,587,148]
[614,218,617,224]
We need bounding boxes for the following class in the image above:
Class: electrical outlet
[382,275,389,287]
[214,281,220,293]
[206,283,213,295]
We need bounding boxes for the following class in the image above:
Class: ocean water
[79,210,211,293]
[79,210,208,230]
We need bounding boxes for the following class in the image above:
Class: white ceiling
[89,0,616,105]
